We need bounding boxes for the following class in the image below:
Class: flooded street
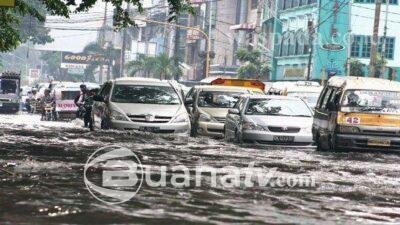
[1,114,400,225]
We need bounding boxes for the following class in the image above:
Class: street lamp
[132,18,211,77]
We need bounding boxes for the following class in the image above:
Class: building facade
[271,0,400,81]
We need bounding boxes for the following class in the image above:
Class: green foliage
[40,50,61,78]
[348,59,365,77]
[235,48,270,79]
[82,42,118,81]
[126,53,182,80]
[0,0,194,52]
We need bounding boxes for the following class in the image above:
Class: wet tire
[101,117,111,130]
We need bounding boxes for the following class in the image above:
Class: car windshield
[111,84,180,105]
[245,98,312,117]
[0,79,18,94]
[341,90,400,114]
[287,92,320,108]
[198,91,243,108]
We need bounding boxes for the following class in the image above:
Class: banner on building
[283,68,307,79]
[29,69,41,79]
[0,0,15,7]
[61,52,108,65]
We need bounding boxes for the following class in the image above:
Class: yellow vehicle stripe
[337,112,400,127]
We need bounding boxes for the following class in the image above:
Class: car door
[226,97,246,138]
[313,86,336,146]
[94,82,112,119]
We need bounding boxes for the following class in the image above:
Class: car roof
[328,76,400,92]
[242,94,304,101]
[113,77,171,86]
[194,85,260,92]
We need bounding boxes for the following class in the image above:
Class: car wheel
[101,117,111,130]
[316,133,328,152]
[234,128,243,144]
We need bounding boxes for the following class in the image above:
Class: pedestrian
[83,88,96,131]
[75,84,87,122]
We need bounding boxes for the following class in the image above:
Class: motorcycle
[42,103,56,121]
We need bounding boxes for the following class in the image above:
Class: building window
[292,0,299,8]
[281,32,290,56]
[361,36,371,58]
[251,0,258,9]
[354,0,397,4]
[288,32,296,55]
[351,35,395,60]
[351,36,362,57]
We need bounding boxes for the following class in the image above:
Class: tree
[82,42,119,81]
[126,54,155,77]
[348,59,365,77]
[0,0,194,52]
[126,53,182,79]
[235,48,270,79]
[40,51,62,79]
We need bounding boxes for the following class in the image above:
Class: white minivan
[93,77,190,135]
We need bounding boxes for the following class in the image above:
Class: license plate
[367,139,391,147]
[273,136,295,142]
[139,127,160,132]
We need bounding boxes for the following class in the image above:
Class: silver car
[224,95,314,145]
[93,77,190,135]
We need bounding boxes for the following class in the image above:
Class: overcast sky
[35,2,112,53]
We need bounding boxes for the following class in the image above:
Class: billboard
[60,52,109,69]
[29,69,40,78]
[0,0,15,7]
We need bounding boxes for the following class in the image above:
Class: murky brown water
[1,114,400,225]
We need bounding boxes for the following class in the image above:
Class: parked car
[268,81,322,109]
[185,79,265,138]
[0,72,21,113]
[224,95,314,145]
[313,76,400,151]
[93,77,190,135]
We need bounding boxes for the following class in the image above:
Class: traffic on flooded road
[3,0,400,223]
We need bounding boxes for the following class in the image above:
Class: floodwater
[1,114,400,225]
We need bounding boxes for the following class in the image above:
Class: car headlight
[243,121,265,131]
[338,125,360,133]
[171,113,189,123]
[111,110,129,121]
[198,113,217,122]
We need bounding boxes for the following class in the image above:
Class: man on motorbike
[27,88,38,113]
[40,89,56,120]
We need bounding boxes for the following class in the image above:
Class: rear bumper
[111,120,190,135]
[197,121,225,138]
[0,102,19,113]
[243,130,313,145]
[335,133,400,151]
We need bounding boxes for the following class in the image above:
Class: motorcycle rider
[40,89,56,120]
[27,88,38,113]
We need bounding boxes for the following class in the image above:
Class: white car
[224,95,314,145]
[93,77,190,135]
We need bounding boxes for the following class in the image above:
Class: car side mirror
[228,108,240,115]
[185,98,194,106]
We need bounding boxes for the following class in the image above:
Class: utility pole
[380,0,389,78]
[120,4,130,78]
[306,20,315,81]
[99,2,108,83]
[369,0,382,77]
[346,0,352,76]
[173,18,181,80]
